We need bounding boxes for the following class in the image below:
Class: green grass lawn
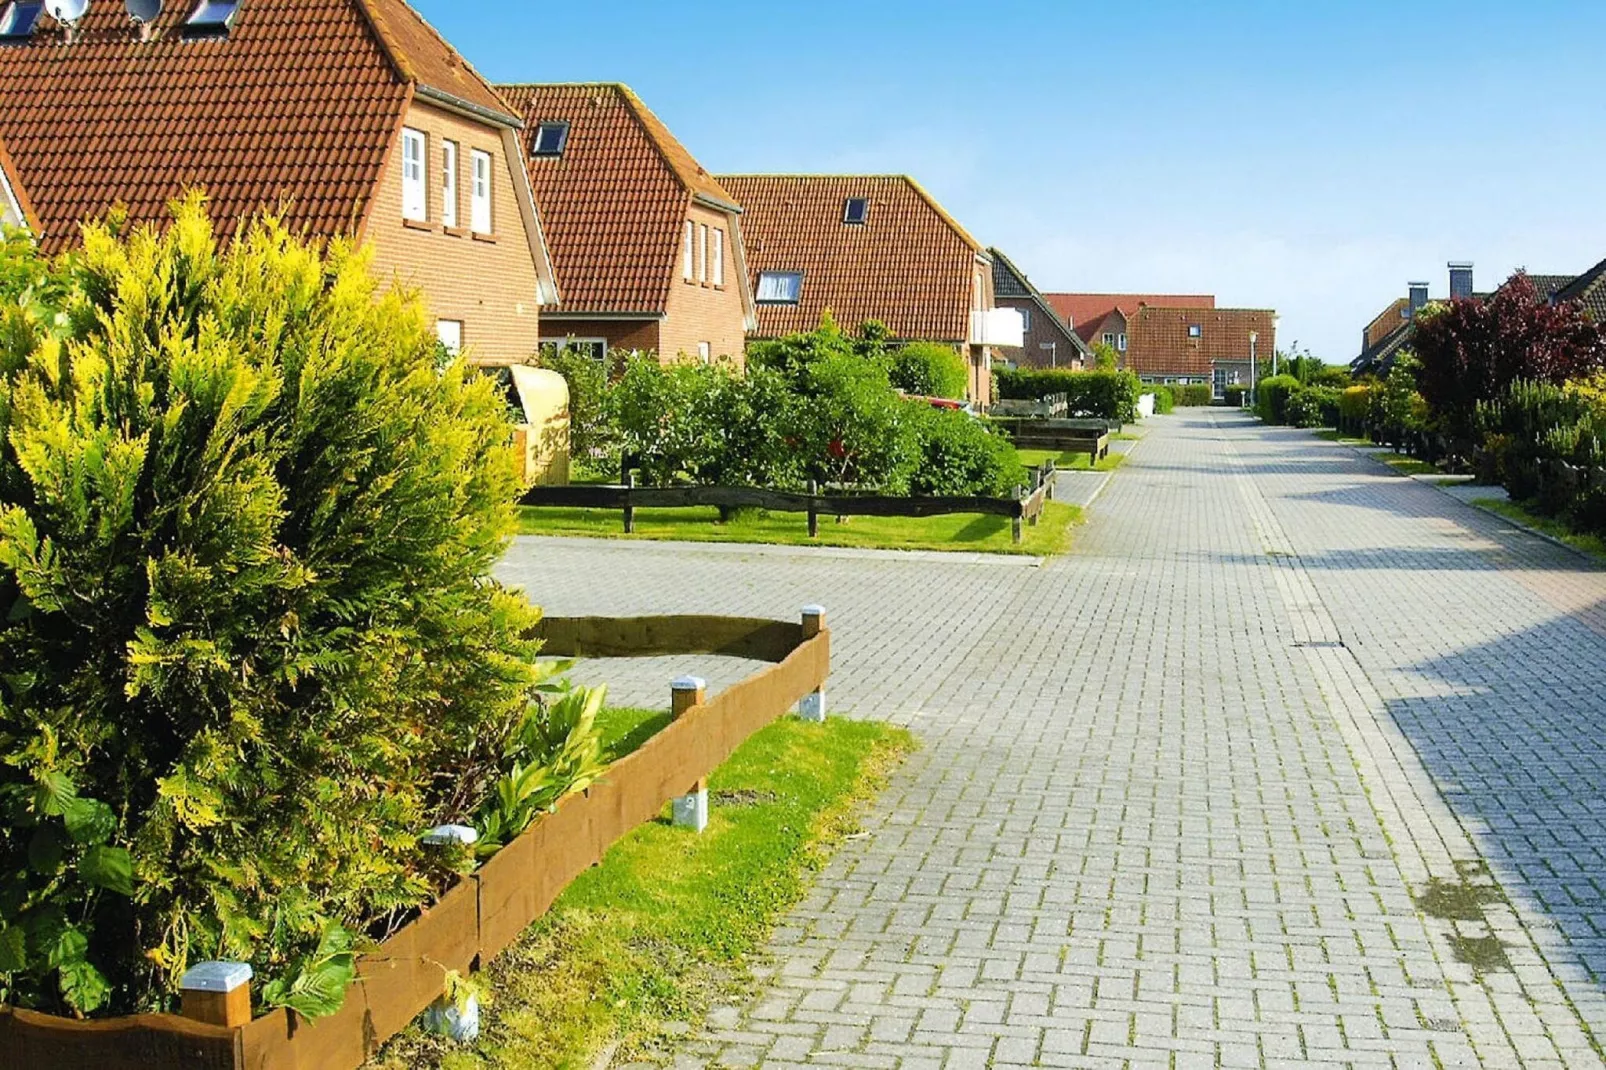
[1473,497,1606,562]
[372,711,915,1070]
[1379,454,1442,476]
[1014,448,1127,473]
[1314,429,1371,445]
[517,500,1081,556]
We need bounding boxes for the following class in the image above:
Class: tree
[888,342,967,400]
[0,194,581,1017]
[1091,342,1119,371]
[1412,272,1606,448]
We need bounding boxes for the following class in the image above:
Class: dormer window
[183,0,241,38]
[842,198,869,225]
[756,271,804,305]
[531,121,570,158]
[0,1,43,41]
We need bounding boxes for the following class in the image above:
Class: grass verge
[1015,448,1127,473]
[1314,429,1371,445]
[517,500,1081,556]
[1472,497,1606,562]
[371,713,916,1070]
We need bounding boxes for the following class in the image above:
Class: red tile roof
[718,174,985,341]
[0,135,37,231]
[498,83,740,315]
[1126,306,1276,377]
[1046,292,1215,329]
[1363,298,1409,350]
[0,0,516,254]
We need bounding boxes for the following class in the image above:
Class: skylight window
[532,121,570,158]
[183,0,241,38]
[842,198,869,225]
[0,2,43,40]
[1188,324,1201,338]
[756,271,804,305]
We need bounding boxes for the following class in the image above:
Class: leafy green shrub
[538,343,620,478]
[1149,385,1175,414]
[889,342,967,400]
[0,196,596,1018]
[1172,384,1213,407]
[1284,386,1341,428]
[1224,384,1248,407]
[994,369,1141,422]
[907,407,1021,497]
[746,311,885,385]
[1254,374,1302,423]
[795,353,918,492]
[1338,384,1371,421]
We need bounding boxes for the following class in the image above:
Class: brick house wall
[658,200,750,365]
[539,317,661,357]
[996,296,1084,371]
[366,99,545,367]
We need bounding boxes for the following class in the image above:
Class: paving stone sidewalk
[495,409,1606,1068]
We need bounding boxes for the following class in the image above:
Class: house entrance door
[1212,367,1229,400]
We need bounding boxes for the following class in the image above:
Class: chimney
[1448,262,1474,301]
[1408,281,1430,318]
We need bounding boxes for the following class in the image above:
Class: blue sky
[419,0,1606,362]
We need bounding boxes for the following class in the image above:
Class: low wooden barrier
[987,417,1111,463]
[0,614,831,1070]
[521,466,1055,543]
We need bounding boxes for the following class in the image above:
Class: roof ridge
[349,0,414,87]
[351,0,519,122]
[612,85,740,208]
[716,173,913,180]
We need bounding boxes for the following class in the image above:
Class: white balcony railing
[970,307,1025,348]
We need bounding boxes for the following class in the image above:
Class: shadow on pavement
[1384,603,1606,1002]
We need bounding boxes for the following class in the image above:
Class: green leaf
[27,825,65,875]
[32,770,76,817]
[259,922,356,1021]
[63,796,116,845]
[0,926,26,972]
[36,921,85,969]
[58,958,111,1015]
[79,845,134,897]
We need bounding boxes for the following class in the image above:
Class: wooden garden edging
[0,614,831,1070]
[521,468,1055,543]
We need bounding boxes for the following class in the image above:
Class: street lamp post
[1249,331,1258,409]
[1039,341,1057,369]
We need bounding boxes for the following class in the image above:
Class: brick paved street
[496,409,1606,1068]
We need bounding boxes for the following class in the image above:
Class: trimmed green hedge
[1172,384,1213,406]
[1255,374,1302,423]
[995,369,1141,422]
[1149,385,1175,414]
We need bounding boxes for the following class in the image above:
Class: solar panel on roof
[0,1,43,39]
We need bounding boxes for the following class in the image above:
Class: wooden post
[799,606,826,722]
[622,469,635,534]
[180,961,253,1029]
[1011,485,1024,544]
[670,676,708,831]
[807,480,819,539]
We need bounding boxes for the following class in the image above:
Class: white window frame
[436,319,463,355]
[471,149,493,234]
[1019,307,1031,331]
[756,271,804,305]
[1102,332,1115,347]
[697,341,711,363]
[1118,332,1128,352]
[697,224,708,283]
[712,228,725,287]
[683,221,694,281]
[441,140,458,229]
[541,337,608,364]
[401,128,426,222]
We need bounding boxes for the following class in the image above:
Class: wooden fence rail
[0,615,832,1070]
[520,464,1055,543]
